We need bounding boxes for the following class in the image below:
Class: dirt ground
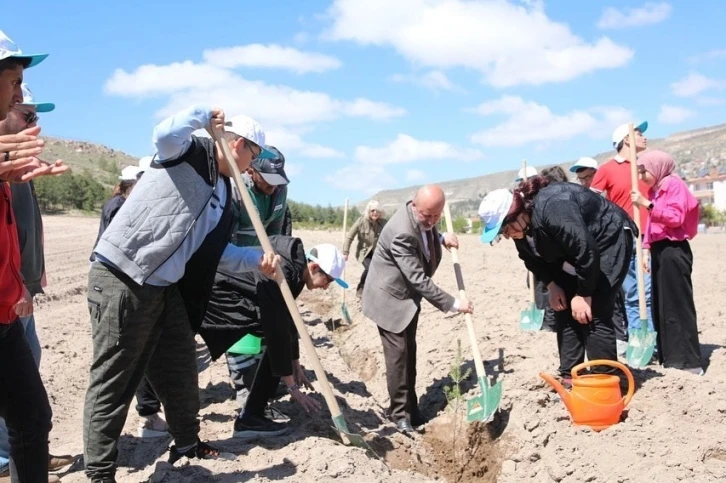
[35,215,726,482]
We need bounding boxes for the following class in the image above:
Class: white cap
[478,189,514,244]
[569,157,598,173]
[612,121,648,147]
[515,166,538,182]
[0,30,48,68]
[306,243,348,288]
[138,156,153,171]
[20,83,54,112]
[224,114,276,160]
[119,165,141,181]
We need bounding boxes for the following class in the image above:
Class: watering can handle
[571,359,635,407]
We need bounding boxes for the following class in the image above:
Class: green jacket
[343,215,387,262]
[232,174,288,247]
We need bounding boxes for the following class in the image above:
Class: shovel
[211,126,374,453]
[520,271,545,331]
[339,198,353,326]
[443,202,502,422]
[625,123,657,369]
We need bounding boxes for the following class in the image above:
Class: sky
[5,0,726,205]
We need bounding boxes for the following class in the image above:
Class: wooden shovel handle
[341,199,349,304]
[443,201,487,379]
[627,124,648,321]
[212,127,343,420]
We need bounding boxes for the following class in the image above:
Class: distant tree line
[34,169,109,212]
[288,200,362,228]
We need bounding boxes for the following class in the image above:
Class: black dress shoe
[395,418,415,433]
[411,411,428,428]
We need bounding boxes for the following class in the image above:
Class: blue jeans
[621,248,654,334]
[0,315,42,471]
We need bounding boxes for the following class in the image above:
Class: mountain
[365,123,726,216]
[42,136,139,186]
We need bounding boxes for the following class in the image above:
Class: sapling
[443,339,472,474]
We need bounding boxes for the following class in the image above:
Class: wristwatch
[646,201,654,211]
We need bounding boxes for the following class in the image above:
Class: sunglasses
[13,106,38,125]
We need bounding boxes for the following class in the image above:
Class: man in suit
[362,185,474,433]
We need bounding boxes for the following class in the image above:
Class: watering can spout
[539,373,572,409]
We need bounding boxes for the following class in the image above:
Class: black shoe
[264,404,291,422]
[411,410,429,428]
[233,413,289,439]
[168,439,236,465]
[395,418,415,433]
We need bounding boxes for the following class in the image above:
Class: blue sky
[5,0,726,205]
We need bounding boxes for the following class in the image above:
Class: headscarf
[637,150,676,191]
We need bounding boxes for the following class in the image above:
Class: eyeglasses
[244,140,261,161]
[370,209,380,214]
[12,106,38,125]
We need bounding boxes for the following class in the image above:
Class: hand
[442,232,459,250]
[570,295,592,324]
[631,190,649,208]
[207,107,225,138]
[292,360,315,391]
[2,158,69,183]
[257,252,280,278]
[642,250,651,274]
[289,386,322,414]
[13,287,33,318]
[547,282,567,311]
[458,298,474,314]
[0,127,45,177]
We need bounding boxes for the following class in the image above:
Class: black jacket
[199,235,304,377]
[515,183,637,298]
[90,194,125,262]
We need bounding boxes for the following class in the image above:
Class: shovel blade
[331,415,379,457]
[340,303,353,325]
[626,322,657,369]
[466,376,503,423]
[520,304,545,331]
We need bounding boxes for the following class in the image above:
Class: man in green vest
[227,147,291,408]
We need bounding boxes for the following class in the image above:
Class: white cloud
[390,70,461,92]
[596,2,671,30]
[354,134,484,163]
[104,47,405,160]
[202,44,342,74]
[671,72,726,97]
[406,169,427,182]
[322,0,634,88]
[657,105,695,124]
[688,49,726,64]
[324,164,397,194]
[469,95,632,147]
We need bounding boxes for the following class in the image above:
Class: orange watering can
[540,359,635,431]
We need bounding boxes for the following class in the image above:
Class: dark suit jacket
[361,201,455,333]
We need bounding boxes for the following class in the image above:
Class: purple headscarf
[637,150,676,191]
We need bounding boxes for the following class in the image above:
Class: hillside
[366,123,726,216]
[43,136,139,186]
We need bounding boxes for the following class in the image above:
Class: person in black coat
[199,235,347,438]
[478,177,636,382]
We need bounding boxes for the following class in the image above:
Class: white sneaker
[616,340,628,358]
[138,413,170,438]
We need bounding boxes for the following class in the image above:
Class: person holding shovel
[362,185,473,434]
[84,105,279,482]
[342,199,387,298]
[631,150,703,375]
[479,177,635,385]
[200,237,347,437]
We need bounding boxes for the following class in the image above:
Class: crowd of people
[0,29,705,482]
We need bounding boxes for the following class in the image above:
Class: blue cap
[21,83,54,112]
[0,31,48,69]
[478,189,515,244]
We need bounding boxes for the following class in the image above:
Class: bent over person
[362,185,473,434]
[83,105,278,482]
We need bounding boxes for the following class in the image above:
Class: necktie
[426,229,437,274]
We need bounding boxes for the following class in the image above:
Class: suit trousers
[378,313,419,421]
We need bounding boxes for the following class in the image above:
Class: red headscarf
[637,150,676,191]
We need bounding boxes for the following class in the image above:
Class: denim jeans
[0,320,52,482]
[621,247,654,334]
[0,315,42,472]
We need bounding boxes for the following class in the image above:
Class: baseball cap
[306,244,348,288]
[224,114,276,160]
[251,146,289,186]
[119,166,142,181]
[21,83,54,112]
[612,121,648,147]
[0,31,48,69]
[478,189,514,244]
[515,166,538,182]
[569,157,598,173]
